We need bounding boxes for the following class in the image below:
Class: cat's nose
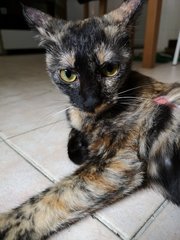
[83,96,101,112]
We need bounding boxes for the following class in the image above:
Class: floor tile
[0,89,69,138]
[138,203,180,240]
[133,62,180,84]
[0,54,69,138]
[50,216,121,240]
[8,117,78,181]
[0,55,51,105]
[95,189,164,240]
[1,55,180,240]
[0,141,51,212]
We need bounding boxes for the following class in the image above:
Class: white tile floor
[0,54,180,240]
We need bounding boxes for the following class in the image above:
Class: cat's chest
[82,111,141,159]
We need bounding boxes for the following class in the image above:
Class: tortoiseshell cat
[0,0,180,239]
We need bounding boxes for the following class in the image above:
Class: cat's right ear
[104,0,144,26]
[22,5,64,46]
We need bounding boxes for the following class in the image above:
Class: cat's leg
[66,107,87,131]
[66,107,90,164]
[147,103,180,205]
[66,107,91,164]
[68,128,89,165]
[148,127,180,205]
[0,151,143,240]
[139,87,180,205]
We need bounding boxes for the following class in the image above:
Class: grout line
[1,130,123,240]
[92,215,124,240]
[0,90,53,107]
[1,135,58,184]
[0,118,67,141]
[131,200,168,240]
[2,131,123,240]
[93,213,128,240]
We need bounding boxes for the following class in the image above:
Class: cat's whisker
[48,99,69,104]
[52,106,72,117]
[119,102,141,107]
[114,96,151,101]
[37,106,72,124]
[46,106,72,120]
[117,85,151,96]
[40,101,70,115]
[43,101,69,108]
[39,106,72,143]
[36,106,72,144]
[112,100,142,107]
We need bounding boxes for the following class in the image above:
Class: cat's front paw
[66,107,87,131]
[68,128,89,165]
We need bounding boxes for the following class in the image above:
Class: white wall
[67,0,146,47]
[1,30,38,49]
[1,1,179,51]
[157,0,180,51]
[67,0,180,51]
[67,0,124,20]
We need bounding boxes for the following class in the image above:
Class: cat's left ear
[22,5,65,46]
[104,0,144,26]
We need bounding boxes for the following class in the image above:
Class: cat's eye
[60,69,77,83]
[101,63,119,77]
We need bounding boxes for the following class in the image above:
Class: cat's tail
[0,150,143,240]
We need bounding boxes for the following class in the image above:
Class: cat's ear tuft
[22,5,53,30]
[104,0,144,25]
[22,5,58,46]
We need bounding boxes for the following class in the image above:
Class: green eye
[60,69,77,83]
[101,64,119,77]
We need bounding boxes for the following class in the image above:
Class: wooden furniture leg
[83,0,107,18]
[99,0,107,16]
[142,0,163,68]
[0,31,5,55]
[83,2,89,18]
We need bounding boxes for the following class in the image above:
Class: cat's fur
[0,0,180,239]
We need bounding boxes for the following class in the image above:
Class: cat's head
[23,0,143,113]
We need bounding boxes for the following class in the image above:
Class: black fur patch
[145,105,172,154]
[153,140,180,205]
[0,227,10,239]
[68,128,89,165]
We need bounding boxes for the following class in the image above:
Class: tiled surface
[133,62,180,84]
[138,203,180,240]
[0,55,69,138]
[95,189,164,240]
[0,55,52,105]
[8,119,77,181]
[0,54,180,240]
[0,141,51,212]
[0,91,69,138]
[50,217,120,240]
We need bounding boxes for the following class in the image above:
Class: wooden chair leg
[0,31,5,55]
[99,0,107,16]
[83,2,89,18]
[142,0,162,68]
[83,0,107,19]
